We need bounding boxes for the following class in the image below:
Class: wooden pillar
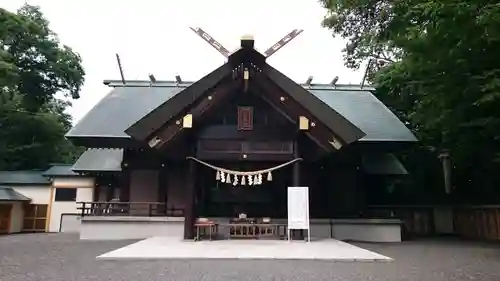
[292,140,304,239]
[120,150,131,202]
[183,159,197,240]
[119,170,130,202]
[292,148,300,186]
[93,184,100,202]
[105,183,114,201]
[158,165,168,215]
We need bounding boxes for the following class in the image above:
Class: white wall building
[0,165,95,234]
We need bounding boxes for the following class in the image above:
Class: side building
[0,165,94,234]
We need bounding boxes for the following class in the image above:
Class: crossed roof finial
[189,27,303,59]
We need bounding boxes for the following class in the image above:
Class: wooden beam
[196,151,295,161]
[257,93,330,152]
[150,79,240,149]
[252,77,335,152]
[262,64,366,144]
[126,64,233,141]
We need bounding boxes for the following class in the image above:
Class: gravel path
[1,233,499,281]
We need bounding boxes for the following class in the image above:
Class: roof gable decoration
[125,28,366,150]
[189,27,304,60]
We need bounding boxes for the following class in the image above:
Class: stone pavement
[98,236,392,261]
[1,233,500,281]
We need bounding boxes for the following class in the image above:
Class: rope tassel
[186,157,303,187]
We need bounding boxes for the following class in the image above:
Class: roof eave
[125,63,233,141]
[261,64,366,144]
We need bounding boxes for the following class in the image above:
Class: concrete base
[79,217,401,242]
[80,216,184,240]
[331,219,402,243]
[98,236,393,261]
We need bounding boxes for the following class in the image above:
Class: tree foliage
[321,0,500,202]
[0,4,85,170]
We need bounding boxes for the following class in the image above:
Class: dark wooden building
[67,36,417,239]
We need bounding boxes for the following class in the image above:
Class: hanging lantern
[241,175,246,185]
[233,175,238,186]
[258,174,263,184]
[248,175,253,185]
[216,170,221,181]
[253,174,258,185]
[267,171,273,181]
[221,172,226,183]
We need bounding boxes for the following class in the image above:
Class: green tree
[0,4,85,170]
[320,0,500,202]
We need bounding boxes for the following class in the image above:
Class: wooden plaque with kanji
[237,107,254,130]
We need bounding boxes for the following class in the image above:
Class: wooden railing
[367,205,500,241]
[77,202,184,217]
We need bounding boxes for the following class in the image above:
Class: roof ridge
[0,170,45,173]
[102,79,375,91]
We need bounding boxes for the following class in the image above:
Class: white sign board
[287,186,310,241]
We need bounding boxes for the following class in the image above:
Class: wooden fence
[453,206,500,241]
[367,205,500,241]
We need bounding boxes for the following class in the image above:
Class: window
[22,204,48,232]
[55,188,77,202]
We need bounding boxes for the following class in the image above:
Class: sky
[3,0,366,123]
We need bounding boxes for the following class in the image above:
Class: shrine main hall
[65,31,416,242]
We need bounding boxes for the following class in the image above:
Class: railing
[77,202,184,217]
[367,205,500,241]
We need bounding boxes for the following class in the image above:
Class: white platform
[97,236,393,261]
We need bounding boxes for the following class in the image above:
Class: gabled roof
[72,148,123,172]
[261,64,365,144]
[124,46,365,145]
[124,63,234,141]
[310,89,417,142]
[362,153,408,175]
[42,164,79,177]
[67,81,416,144]
[66,85,188,139]
[0,186,31,201]
[0,171,50,185]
